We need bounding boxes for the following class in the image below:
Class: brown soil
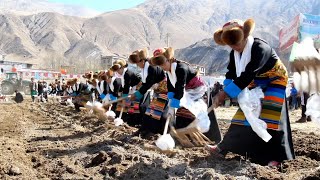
[0,99,319,180]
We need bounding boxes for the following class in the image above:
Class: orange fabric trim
[267,123,279,130]
[264,96,284,104]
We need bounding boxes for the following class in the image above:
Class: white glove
[102,94,110,104]
[168,107,176,116]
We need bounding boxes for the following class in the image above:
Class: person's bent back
[14,90,24,103]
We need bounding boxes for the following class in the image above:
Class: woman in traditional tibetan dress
[111,59,142,126]
[151,47,211,134]
[66,78,90,111]
[208,18,295,166]
[104,69,122,112]
[128,48,167,136]
[96,71,109,103]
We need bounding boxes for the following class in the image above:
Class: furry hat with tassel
[98,70,108,81]
[150,47,175,66]
[128,48,149,64]
[213,18,255,46]
[66,78,78,86]
[92,71,100,79]
[82,71,93,79]
[105,69,114,78]
[110,59,128,71]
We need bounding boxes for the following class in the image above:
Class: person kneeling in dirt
[14,90,24,103]
[208,18,295,166]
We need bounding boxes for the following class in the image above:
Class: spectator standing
[290,83,298,110]
[29,78,38,102]
[296,91,311,123]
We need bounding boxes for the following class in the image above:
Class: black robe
[166,61,198,129]
[218,37,295,165]
[109,78,122,98]
[70,83,88,95]
[167,61,197,100]
[118,69,142,127]
[226,38,278,90]
[109,78,122,112]
[14,92,24,103]
[98,80,109,96]
[138,64,167,135]
[121,70,141,95]
[138,65,166,95]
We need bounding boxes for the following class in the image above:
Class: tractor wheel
[23,86,31,95]
[1,83,14,95]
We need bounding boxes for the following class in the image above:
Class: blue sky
[47,0,146,12]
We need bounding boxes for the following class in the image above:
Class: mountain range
[0,0,100,17]
[0,0,319,74]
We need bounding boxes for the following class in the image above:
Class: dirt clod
[90,151,109,166]
[8,165,21,176]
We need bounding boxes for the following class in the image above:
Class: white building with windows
[190,64,206,76]
[0,59,34,73]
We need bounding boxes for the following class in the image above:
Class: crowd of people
[285,82,312,122]
[54,48,213,139]
[29,78,67,102]
[11,18,319,167]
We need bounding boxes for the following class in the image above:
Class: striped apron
[231,60,288,130]
[145,78,168,120]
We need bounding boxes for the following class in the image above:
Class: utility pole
[166,33,170,47]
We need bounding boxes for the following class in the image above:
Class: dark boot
[296,117,307,123]
[307,116,312,122]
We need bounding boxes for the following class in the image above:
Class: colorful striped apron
[116,99,140,114]
[145,94,168,120]
[231,60,288,130]
[145,78,168,120]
